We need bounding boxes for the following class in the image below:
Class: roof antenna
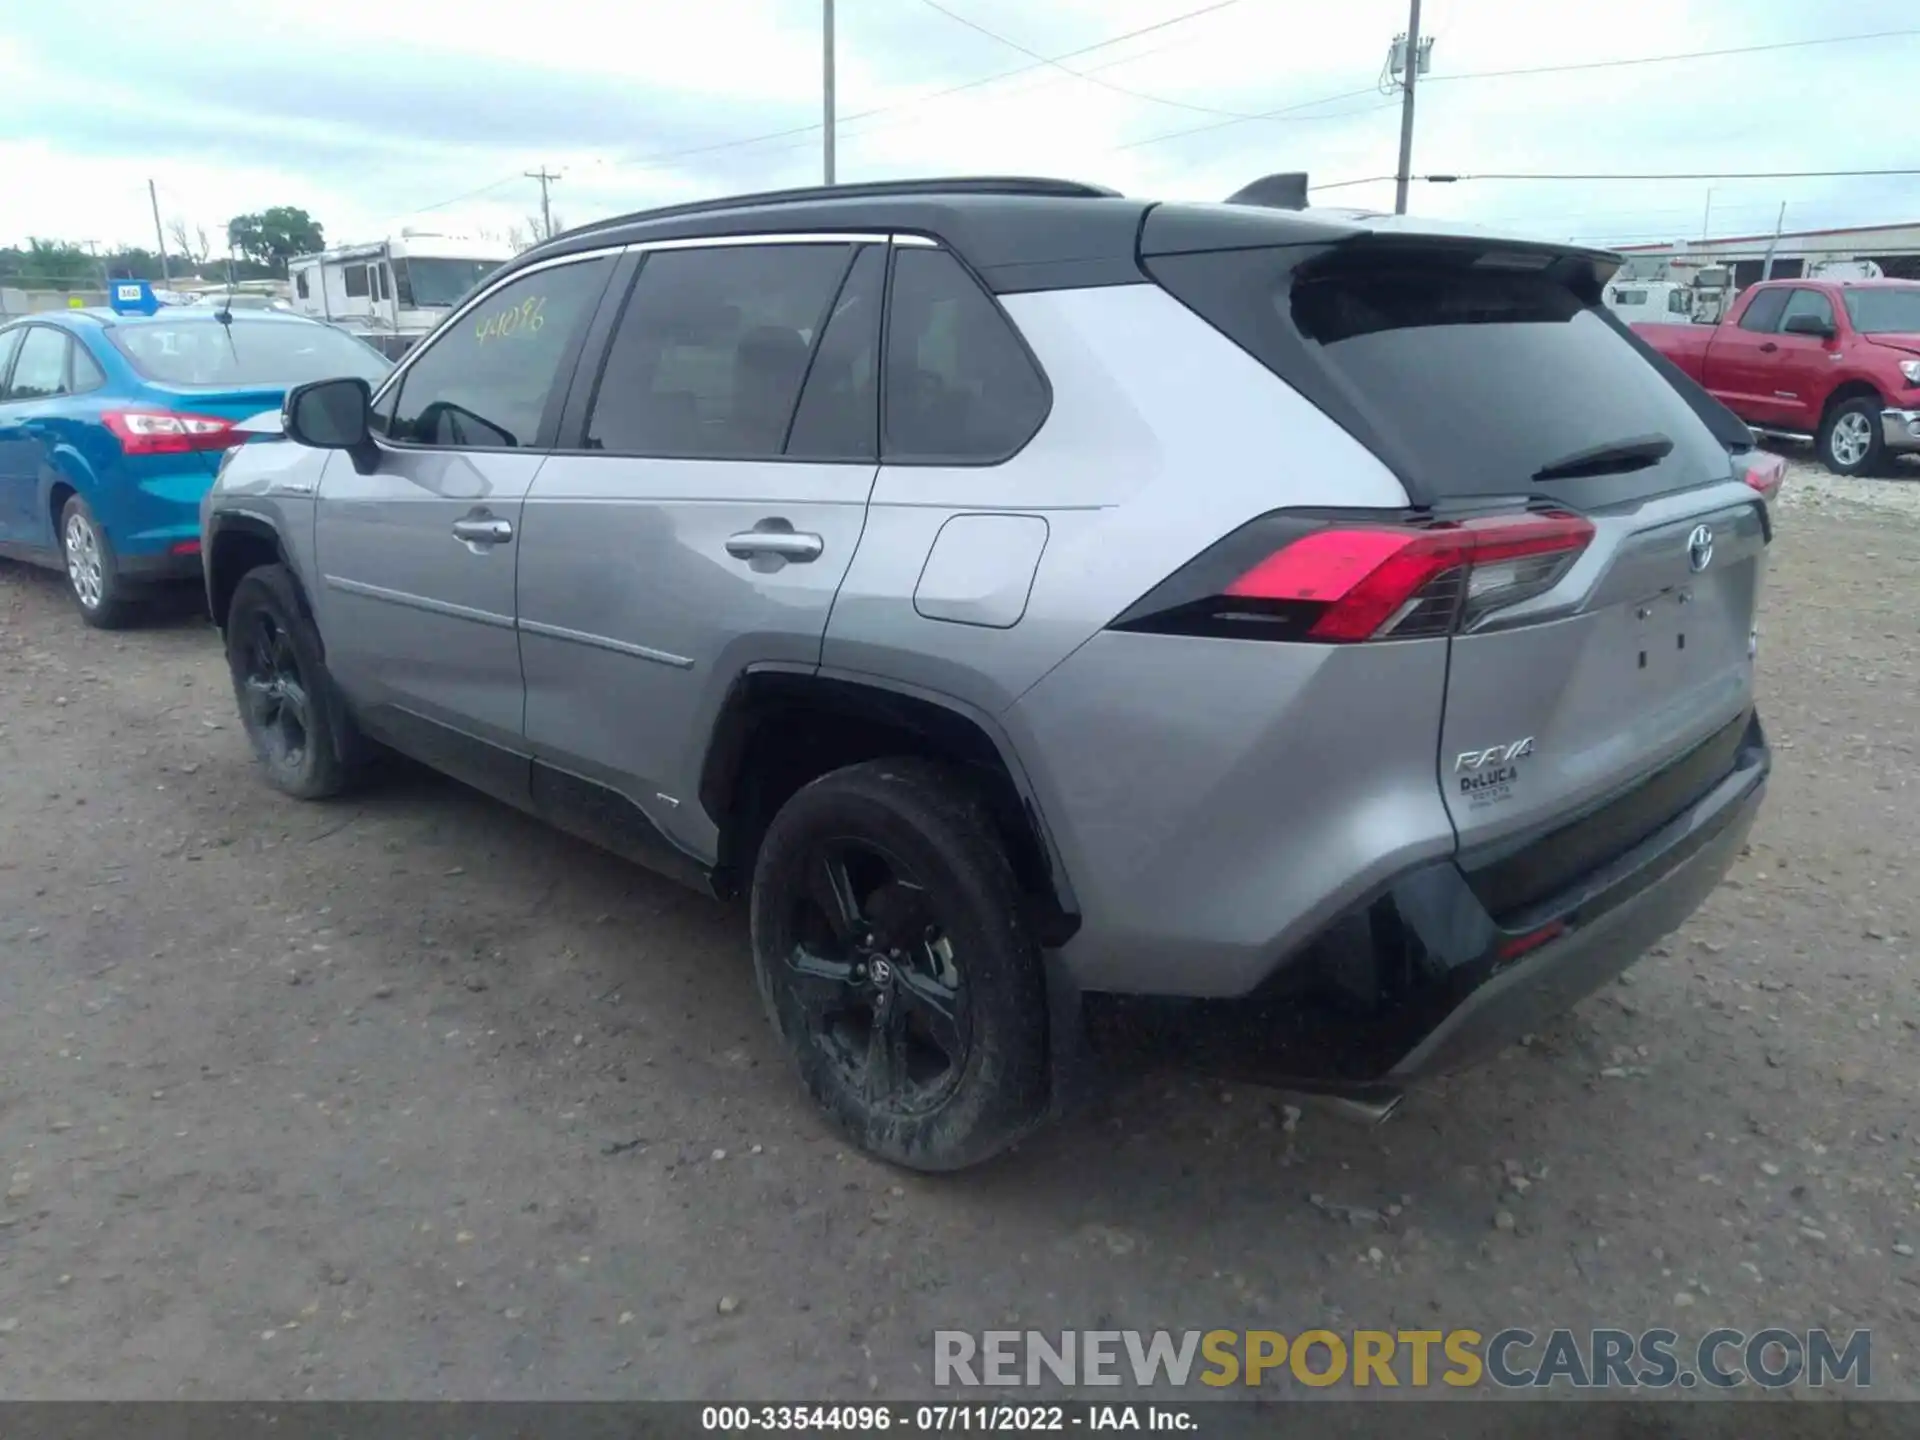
[1225,172,1310,211]
[217,246,237,328]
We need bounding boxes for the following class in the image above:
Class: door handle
[452,515,513,546]
[1758,342,1779,353]
[725,528,823,562]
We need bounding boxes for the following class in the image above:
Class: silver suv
[202,176,1774,1171]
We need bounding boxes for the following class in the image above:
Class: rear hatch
[1145,225,1767,915]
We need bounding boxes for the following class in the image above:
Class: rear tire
[749,758,1050,1172]
[224,564,361,800]
[59,495,137,629]
[1819,395,1891,477]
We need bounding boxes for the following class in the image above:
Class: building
[1613,220,1920,287]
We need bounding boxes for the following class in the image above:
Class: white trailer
[287,229,511,358]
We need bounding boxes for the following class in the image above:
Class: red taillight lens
[103,409,241,456]
[1224,513,1594,642]
[169,539,202,556]
[1739,451,1786,502]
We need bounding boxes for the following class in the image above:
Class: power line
[393,0,1246,219]
[1120,25,1920,153]
[1424,27,1920,85]
[1314,168,1920,191]
[1115,85,1385,150]
[911,0,1261,119]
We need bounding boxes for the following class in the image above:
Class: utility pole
[83,240,108,291]
[525,168,560,241]
[148,179,172,286]
[1760,201,1787,281]
[823,0,837,185]
[1391,0,1427,215]
[1700,187,1715,241]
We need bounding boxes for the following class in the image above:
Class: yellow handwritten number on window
[475,295,546,346]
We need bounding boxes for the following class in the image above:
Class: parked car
[0,308,390,626]
[201,176,1774,1171]
[1634,277,1920,476]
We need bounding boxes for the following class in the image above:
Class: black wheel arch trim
[698,665,1081,935]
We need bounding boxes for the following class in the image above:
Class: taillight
[103,409,241,456]
[1738,450,1786,502]
[1112,511,1595,644]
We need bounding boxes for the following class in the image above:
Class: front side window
[384,256,613,449]
[1778,288,1836,332]
[1738,288,1789,333]
[343,265,370,299]
[1668,289,1692,314]
[0,327,24,392]
[584,243,853,458]
[7,327,71,401]
[883,248,1048,463]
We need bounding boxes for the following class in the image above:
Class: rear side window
[883,248,1047,464]
[584,243,853,459]
[71,343,107,392]
[384,257,613,449]
[1738,289,1788,333]
[1149,243,1735,506]
[344,265,370,299]
[8,327,71,400]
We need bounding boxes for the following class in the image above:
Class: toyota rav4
[201,175,1775,1171]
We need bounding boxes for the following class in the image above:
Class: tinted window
[1738,289,1789,333]
[71,343,107,391]
[1612,289,1647,306]
[884,248,1047,462]
[1279,263,1731,502]
[387,257,612,449]
[1779,288,1835,331]
[1668,290,1692,314]
[0,328,23,391]
[344,265,370,299]
[786,245,884,462]
[8,328,70,400]
[1841,287,1920,334]
[296,271,310,299]
[585,244,851,458]
[109,320,390,388]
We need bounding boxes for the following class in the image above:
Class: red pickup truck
[1634,278,1920,476]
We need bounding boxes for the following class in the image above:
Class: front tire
[59,495,137,629]
[1819,396,1890,477]
[224,564,358,800]
[749,759,1049,1172]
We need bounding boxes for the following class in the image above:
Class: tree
[226,206,326,274]
[166,217,211,265]
[4,238,96,290]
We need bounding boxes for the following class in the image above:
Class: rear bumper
[1084,712,1769,1091]
[1880,408,1920,454]
[117,545,203,583]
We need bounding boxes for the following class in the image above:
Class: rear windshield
[108,319,392,388]
[1148,243,1737,507]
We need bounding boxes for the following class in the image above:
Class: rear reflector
[1219,512,1594,642]
[1496,921,1566,962]
[1738,450,1787,502]
[104,409,242,457]
[170,539,202,556]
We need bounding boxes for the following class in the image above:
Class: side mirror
[284,376,372,449]
[1781,313,1835,340]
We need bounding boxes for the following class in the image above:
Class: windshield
[108,319,392,388]
[1841,287,1920,335]
[394,257,501,309]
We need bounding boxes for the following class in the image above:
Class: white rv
[287,230,511,358]
[1603,279,1695,327]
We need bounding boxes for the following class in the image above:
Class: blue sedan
[0,307,390,627]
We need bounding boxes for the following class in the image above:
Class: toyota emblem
[1686,524,1714,573]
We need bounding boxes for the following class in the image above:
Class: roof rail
[549,176,1122,245]
[1225,172,1310,212]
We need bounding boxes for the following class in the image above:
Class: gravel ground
[0,472,1917,1402]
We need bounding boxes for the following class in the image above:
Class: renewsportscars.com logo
[933,1328,1871,1391]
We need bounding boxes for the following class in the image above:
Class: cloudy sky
[2,0,1916,258]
